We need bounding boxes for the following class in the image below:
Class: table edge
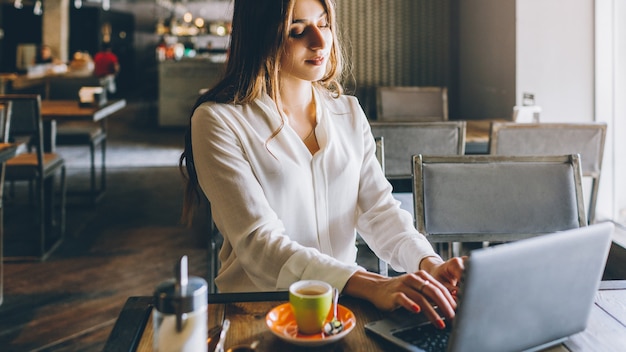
[103,296,153,352]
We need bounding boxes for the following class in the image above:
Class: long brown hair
[179,0,345,226]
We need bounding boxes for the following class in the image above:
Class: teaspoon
[323,288,344,335]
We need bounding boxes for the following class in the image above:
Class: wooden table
[40,99,127,123]
[0,143,20,306]
[40,99,127,152]
[103,280,626,352]
[465,119,507,154]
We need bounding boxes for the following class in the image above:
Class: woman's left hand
[420,256,466,297]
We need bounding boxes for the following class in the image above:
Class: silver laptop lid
[449,222,613,352]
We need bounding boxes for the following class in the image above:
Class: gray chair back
[413,154,587,246]
[489,122,606,223]
[374,136,384,174]
[370,121,465,180]
[376,86,448,122]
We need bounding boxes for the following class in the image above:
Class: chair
[489,122,607,223]
[412,154,587,259]
[54,121,106,203]
[376,86,448,122]
[47,77,107,203]
[1,94,67,261]
[369,121,466,182]
[374,136,385,174]
[195,192,222,294]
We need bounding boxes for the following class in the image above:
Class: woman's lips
[306,56,325,65]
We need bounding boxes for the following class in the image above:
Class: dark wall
[0,4,42,72]
[1,1,461,113]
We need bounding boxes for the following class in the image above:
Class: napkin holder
[78,86,107,107]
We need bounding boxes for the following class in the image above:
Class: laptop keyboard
[392,322,452,352]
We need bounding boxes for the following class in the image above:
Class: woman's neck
[279,80,314,116]
[278,80,319,154]
[279,80,315,125]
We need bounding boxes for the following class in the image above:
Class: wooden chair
[1,94,67,261]
[489,122,607,223]
[47,77,107,203]
[412,154,587,259]
[376,86,448,122]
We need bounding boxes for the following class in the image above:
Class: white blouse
[191,87,439,292]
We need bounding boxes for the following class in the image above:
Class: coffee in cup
[289,280,332,334]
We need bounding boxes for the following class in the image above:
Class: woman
[180,0,463,328]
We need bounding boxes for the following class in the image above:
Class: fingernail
[436,319,445,329]
[412,304,421,313]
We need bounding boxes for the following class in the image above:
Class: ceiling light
[183,12,193,23]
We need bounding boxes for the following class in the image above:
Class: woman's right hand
[343,269,457,329]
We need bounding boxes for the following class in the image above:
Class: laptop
[365,222,614,352]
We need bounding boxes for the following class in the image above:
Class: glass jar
[153,256,208,352]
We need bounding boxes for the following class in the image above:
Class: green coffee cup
[289,280,332,335]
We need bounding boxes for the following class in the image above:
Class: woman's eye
[290,29,305,38]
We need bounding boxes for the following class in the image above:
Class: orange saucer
[265,303,356,346]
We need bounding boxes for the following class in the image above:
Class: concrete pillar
[42,0,70,63]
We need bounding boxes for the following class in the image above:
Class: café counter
[157,58,225,127]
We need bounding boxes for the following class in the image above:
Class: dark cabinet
[0,4,43,73]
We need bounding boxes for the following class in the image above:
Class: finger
[409,288,448,329]
[416,278,456,320]
[414,271,456,310]
[394,293,423,315]
[439,258,465,294]
[448,257,466,278]
[410,273,457,323]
